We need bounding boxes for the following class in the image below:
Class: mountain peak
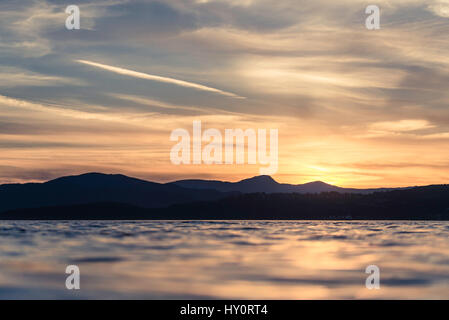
[302,180,333,187]
[45,172,154,187]
[238,175,278,184]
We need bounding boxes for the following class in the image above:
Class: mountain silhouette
[170,175,398,194]
[0,172,232,213]
[0,172,413,215]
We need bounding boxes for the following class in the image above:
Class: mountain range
[0,172,446,220]
[0,173,231,213]
[171,175,401,194]
[0,172,404,213]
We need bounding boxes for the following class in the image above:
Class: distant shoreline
[1,187,448,221]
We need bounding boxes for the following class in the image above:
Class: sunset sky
[1,0,449,187]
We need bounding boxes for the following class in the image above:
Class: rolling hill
[170,175,400,194]
[0,172,232,213]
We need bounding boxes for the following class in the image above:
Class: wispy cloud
[356,119,437,138]
[0,94,156,126]
[370,119,435,133]
[0,67,83,87]
[76,60,244,99]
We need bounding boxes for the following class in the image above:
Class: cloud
[0,94,158,126]
[428,0,449,17]
[420,132,449,139]
[370,119,435,132]
[0,67,83,87]
[356,119,438,138]
[76,59,244,98]
[110,93,251,117]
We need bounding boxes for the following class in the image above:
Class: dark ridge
[0,172,235,213]
[1,184,448,220]
[170,175,402,194]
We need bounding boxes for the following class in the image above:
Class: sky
[0,0,449,187]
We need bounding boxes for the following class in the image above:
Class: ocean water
[0,220,448,299]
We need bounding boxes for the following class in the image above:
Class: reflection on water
[0,220,448,299]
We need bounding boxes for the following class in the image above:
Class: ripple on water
[0,220,448,299]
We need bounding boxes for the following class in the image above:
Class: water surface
[0,220,448,299]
